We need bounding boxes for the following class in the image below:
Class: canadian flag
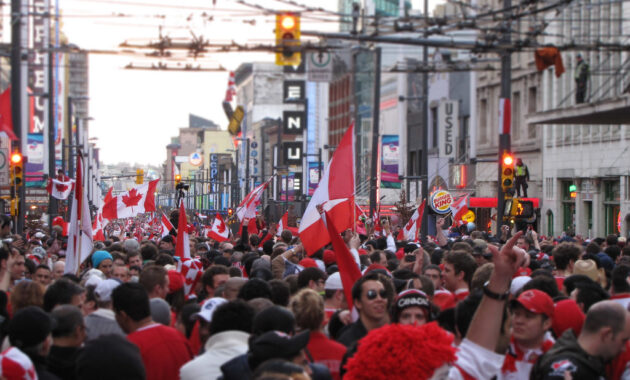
[208,214,229,242]
[161,213,174,238]
[325,210,362,311]
[175,201,191,260]
[92,187,112,241]
[276,212,299,237]
[102,179,159,220]
[46,177,75,200]
[299,123,355,254]
[236,178,272,222]
[397,200,426,241]
[65,153,93,275]
[178,257,203,299]
[225,71,236,102]
[450,195,469,222]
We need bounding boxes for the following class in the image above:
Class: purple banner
[381,135,401,189]
[307,162,322,196]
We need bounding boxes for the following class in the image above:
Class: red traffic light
[10,152,22,164]
[502,154,514,166]
[280,14,296,30]
[227,208,234,216]
[174,174,181,182]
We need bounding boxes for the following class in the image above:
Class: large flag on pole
[235,178,273,222]
[175,200,191,260]
[65,153,93,274]
[102,179,159,220]
[299,123,355,254]
[397,200,426,241]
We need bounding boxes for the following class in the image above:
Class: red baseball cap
[552,299,584,337]
[299,258,318,268]
[511,289,554,319]
[323,250,336,265]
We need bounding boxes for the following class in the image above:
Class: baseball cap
[95,279,122,302]
[552,299,585,338]
[323,250,336,265]
[249,330,310,366]
[510,276,532,296]
[510,289,554,319]
[9,306,55,349]
[30,246,46,259]
[299,258,318,269]
[324,272,343,290]
[33,232,45,239]
[195,297,227,323]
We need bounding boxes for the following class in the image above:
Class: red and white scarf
[501,335,555,374]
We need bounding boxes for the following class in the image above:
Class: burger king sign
[430,190,453,215]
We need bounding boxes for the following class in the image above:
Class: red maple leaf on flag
[55,183,69,193]
[122,188,142,208]
[216,220,226,233]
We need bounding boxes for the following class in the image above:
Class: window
[479,99,488,143]
[528,87,537,114]
[547,210,554,237]
[512,92,521,141]
[431,106,438,148]
[604,181,620,234]
[545,178,554,200]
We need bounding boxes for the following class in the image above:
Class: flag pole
[75,152,83,277]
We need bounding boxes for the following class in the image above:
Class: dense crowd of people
[0,210,630,379]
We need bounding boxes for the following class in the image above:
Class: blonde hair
[290,288,324,331]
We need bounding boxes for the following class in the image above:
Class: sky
[56,0,437,167]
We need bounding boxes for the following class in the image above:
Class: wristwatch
[483,283,510,301]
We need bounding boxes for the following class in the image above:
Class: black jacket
[530,330,606,380]
[336,319,368,348]
[30,354,61,380]
[47,345,80,380]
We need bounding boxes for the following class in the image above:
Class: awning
[469,197,540,209]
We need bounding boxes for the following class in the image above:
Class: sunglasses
[366,289,388,300]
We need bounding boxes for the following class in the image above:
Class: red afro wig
[344,322,457,380]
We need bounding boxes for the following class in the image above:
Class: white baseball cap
[95,279,122,302]
[195,297,227,322]
[324,272,343,290]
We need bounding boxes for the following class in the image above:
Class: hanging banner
[26,134,45,187]
[380,135,401,189]
[307,161,322,196]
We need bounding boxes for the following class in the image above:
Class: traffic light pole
[497,0,512,231]
[10,0,25,234]
[48,48,58,230]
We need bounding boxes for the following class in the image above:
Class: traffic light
[136,169,144,185]
[569,184,577,198]
[501,152,515,194]
[9,151,23,187]
[227,208,234,217]
[175,174,181,185]
[10,199,18,217]
[275,12,301,66]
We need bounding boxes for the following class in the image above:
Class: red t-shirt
[307,331,346,380]
[128,323,193,380]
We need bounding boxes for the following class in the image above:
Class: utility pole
[497,0,512,230]
[11,0,25,234]
[48,48,58,229]
[369,47,381,218]
[420,0,429,239]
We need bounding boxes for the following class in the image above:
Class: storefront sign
[430,190,453,214]
[438,100,459,160]
[381,135,401,189]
